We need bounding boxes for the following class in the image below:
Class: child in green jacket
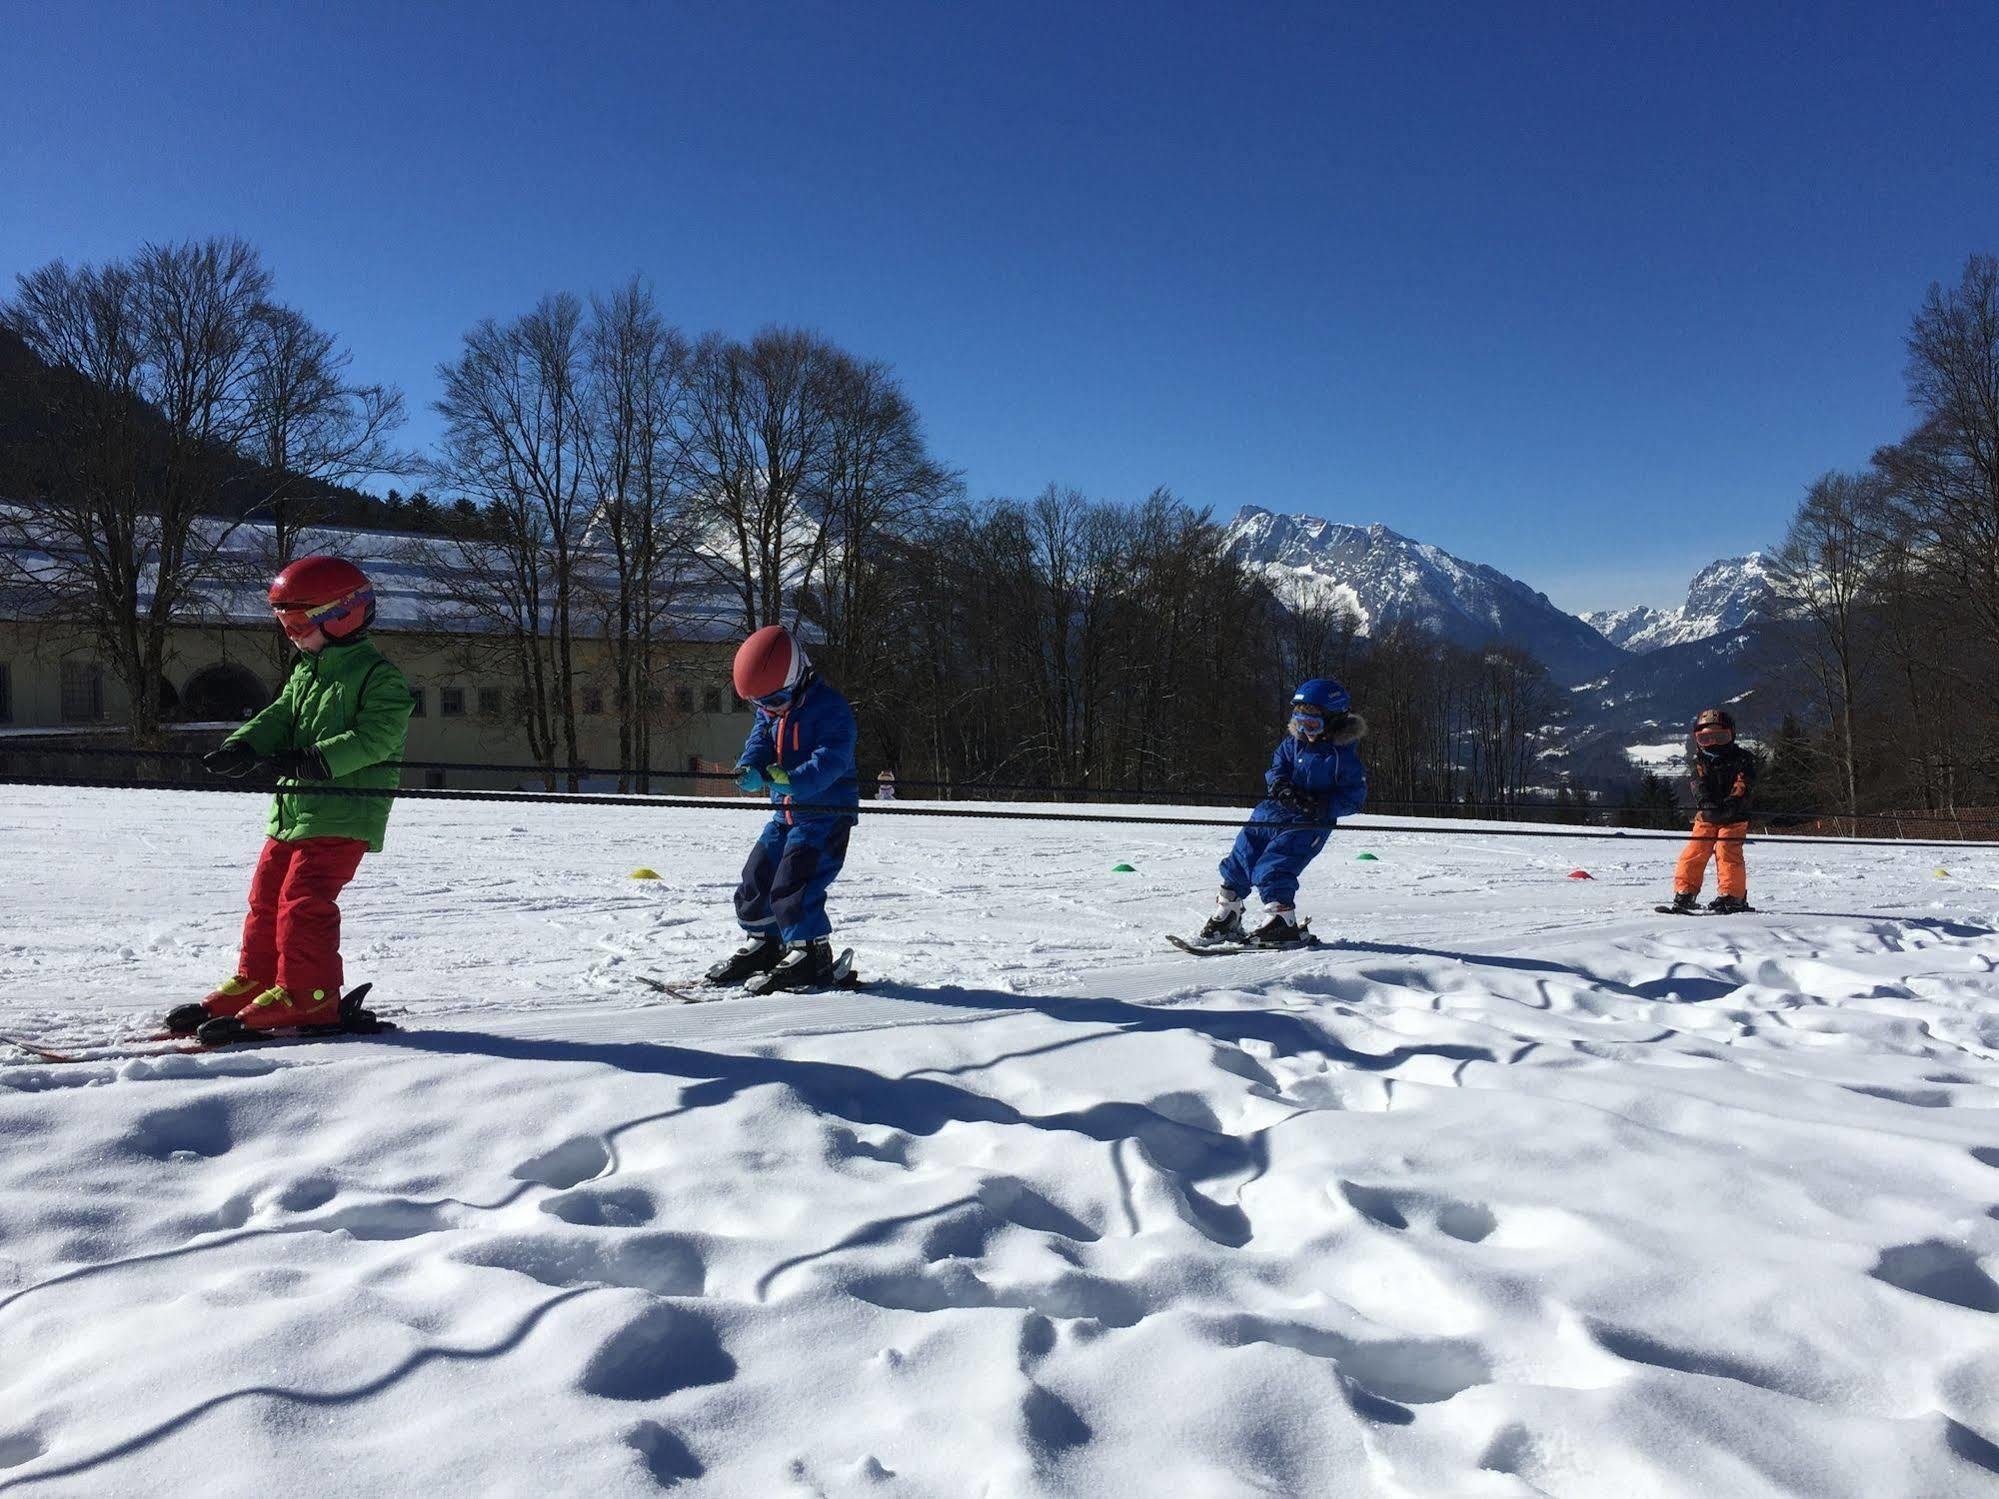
[166,556,412,1039]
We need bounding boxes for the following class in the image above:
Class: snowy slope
[1225,507,1627,685]
[1586,555,1775,654]
[4,789,1999,1496]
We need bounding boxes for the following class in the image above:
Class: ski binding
[1168,929,1324,957]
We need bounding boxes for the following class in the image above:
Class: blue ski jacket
[736,676,860,823]
[1250,721,1368,826]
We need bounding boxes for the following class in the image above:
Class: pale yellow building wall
[0,619,756,787]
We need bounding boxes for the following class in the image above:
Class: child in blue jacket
[711,624,861,989]
[1197,678,1368,945]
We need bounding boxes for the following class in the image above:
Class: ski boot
[1707,895,1751,914]
[165,975,269,1035]
[195,984,382,1047]
[196,984,337,1046]
[1196,890,1247,945]
[751,939,841,994]
[706,933,784,985]
[1667,891,1699,915]
[1247,904,1306,946]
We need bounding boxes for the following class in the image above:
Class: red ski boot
[195,984,385,1047]
[165,975,271,1035]
[237,984,343,1032]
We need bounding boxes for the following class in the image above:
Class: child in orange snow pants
[1666,707,1758,914]
[1674,819,1749,899]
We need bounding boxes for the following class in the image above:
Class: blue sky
[4,3,1995,612]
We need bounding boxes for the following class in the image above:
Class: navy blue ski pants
[1219,821,1330,907]
[736,815,852,943]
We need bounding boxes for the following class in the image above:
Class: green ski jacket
[227,639,414,852]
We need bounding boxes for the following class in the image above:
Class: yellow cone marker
[630,868,660,880]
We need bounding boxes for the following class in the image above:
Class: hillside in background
[0,324,444,533]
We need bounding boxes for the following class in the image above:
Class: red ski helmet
[270,556,375,645]
[733,624,810,708]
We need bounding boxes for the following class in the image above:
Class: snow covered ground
[3,787,1999,1497]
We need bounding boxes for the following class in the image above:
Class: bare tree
[1768,471,1888,816]
[803,352,959,714]
[684,328,840,632]
[243,303,412,561]
[0,237,274,742]
[579,279,698,788]
[1874,254,1999,650]
[228,303,413,681]
[430,296,592,784]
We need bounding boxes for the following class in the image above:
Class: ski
[3,984,394,1065]
[645,949,863,1000]
[1653,905,1759,917]
[1,1027,392,1067]
[637,975,717,1002]
[1,1028,184,1064]
[1167,932,1325,957]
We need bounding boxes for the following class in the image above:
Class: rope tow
[0,768,1987,851]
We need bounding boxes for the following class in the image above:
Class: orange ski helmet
[733,624,811,709]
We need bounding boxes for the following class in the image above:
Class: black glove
[202,744,260,778]
[266,746,331,781]
[1272,780,1312,815]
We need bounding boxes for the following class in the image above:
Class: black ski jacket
[1686,742,1756,822]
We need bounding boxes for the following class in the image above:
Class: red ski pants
[1674,818,1748,899]
[237,836,368,1001]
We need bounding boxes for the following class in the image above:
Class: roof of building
[0,508,754,644]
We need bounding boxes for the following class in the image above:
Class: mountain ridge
[1585,554,1775,654]
[1223,505,1627,685]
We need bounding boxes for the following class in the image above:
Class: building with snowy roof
[0,512,761,789]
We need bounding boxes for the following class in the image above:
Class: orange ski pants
[1674,818,1748,899]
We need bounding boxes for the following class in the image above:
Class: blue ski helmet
[1291,679,1350,715]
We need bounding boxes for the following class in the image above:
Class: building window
[478,686,503,717]
[60,660,104,723]
[408,685,427,718]
[675,684,694,713]
[702,685,723,714]
[0,662,10,724]
[440,686,465,718]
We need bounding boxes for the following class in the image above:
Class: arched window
[178,663,270,723]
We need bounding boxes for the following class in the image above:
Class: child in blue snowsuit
[1198,678,1367,945]
[714,625,860,989]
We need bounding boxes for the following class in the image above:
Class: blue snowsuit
[1220,730,1368,906]
[733,677,860,943]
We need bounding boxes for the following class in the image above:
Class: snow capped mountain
[1581,604,1671,651]
[1224,506,1626,684]
[1585,554,1775,654]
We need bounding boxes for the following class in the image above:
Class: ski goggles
[754,686,796,712]
[1289,705,1327,737]
[1694,725,1733,748]
[272,586,371,642]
